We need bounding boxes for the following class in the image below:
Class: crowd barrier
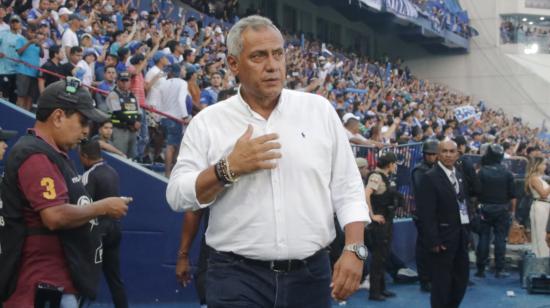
[352,143,424,218]
[352,145,530,219]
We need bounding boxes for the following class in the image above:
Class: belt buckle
[270,261,291,273]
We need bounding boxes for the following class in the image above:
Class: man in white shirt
[158,63,190,177]
[61,14,81,62]
[144,51,168,109]
[166,15,370,307]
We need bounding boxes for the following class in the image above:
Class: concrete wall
[405,0,550,127]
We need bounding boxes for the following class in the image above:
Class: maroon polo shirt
[4,130,77,308]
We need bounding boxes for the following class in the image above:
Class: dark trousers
[430,228,469,308]
[101,220,128,308]
[195,235,209,305]
[476,204,511,272]
[368,220,393,296]
[206,248,331,308]
[414,219,431,285]
[0,74,16,103]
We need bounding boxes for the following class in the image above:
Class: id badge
[458,200,469,224]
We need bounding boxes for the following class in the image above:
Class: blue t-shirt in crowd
[200,87,219,106]
[15,37,41,77]
[0,30,22,75]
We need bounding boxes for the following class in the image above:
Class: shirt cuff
[166,170,216,212]
[335,202,371,230]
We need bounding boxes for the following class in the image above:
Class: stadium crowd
[0,0,547,169]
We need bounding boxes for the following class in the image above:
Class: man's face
[211,73,222,87]
[425,152,438,165]
[438,141,458,169]
[0,140,7,160]
[39,0,50,11]
[228,26,285,104]
[70,51,83,64]
[104,67,116,82]
[0,7,6,18]
[10,19,21,32]
[118,79,130,91]
[99,122,113,140]
[359,165,369,178]
[54,111,90,151]
[105,55,117,67]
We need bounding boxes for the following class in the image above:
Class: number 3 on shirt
[40,177,57,200]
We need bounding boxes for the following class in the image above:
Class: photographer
[365,152,402,301]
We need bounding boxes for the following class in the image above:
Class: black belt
[216,249,326,273]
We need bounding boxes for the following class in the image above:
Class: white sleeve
[178,81,189,118]
[166,115,214,212]
[326,101,371,228]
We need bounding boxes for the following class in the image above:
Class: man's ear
[226,55,239,77]
[50,109,65,129]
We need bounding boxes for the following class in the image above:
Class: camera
[66,77,81,94]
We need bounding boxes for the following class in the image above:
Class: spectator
[27,0,55,28]
[526,157,550,258]
[157,63,190,177]
[55,7,72,36]
[92,120,127,158]
[61,14,82,62]
[59,46,83,78]
[15,24,43,111]
[105,71,141,159]
[199,71,222,107]
[0,5,9,32]
[144,51,168,109]
[76,48,98,86]
[95,66,117,112]
[0,15,23,103]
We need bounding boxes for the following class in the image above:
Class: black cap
[68,14,82,21]
[37,80,110,123]
[0,127,17,141]
[118,71,130,81]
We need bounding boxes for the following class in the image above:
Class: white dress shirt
[438,161,459,194]
[166,88,370,260]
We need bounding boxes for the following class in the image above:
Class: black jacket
[416,164,470,249]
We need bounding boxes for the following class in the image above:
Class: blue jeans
[206,248,332,308]
[476,203,511,272]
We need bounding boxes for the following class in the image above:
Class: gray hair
[226,15,280,57]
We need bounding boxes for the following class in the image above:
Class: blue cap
[153,51,167,64]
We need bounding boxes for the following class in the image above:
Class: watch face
[358,246,367,258]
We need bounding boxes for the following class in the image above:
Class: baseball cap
[0,127,17,141]
[118,71,130,81]
[9,15,21,23]
[342,113,360,124]
[37,80,109,123]
[153,51,167,63]
[58,7,73,16]
[355,157,368,168]
[68,14,82,21]
[165,63,182,76]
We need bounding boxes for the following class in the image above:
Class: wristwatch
[343,243,368,261]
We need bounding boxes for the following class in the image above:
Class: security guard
[411,138,439,292]
[365,152,401,301]
[475,144,516,278]
[105,71,141,159]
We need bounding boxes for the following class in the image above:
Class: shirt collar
[236,86,285,120]
[438,161,455,176]
[28,128,69,158]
